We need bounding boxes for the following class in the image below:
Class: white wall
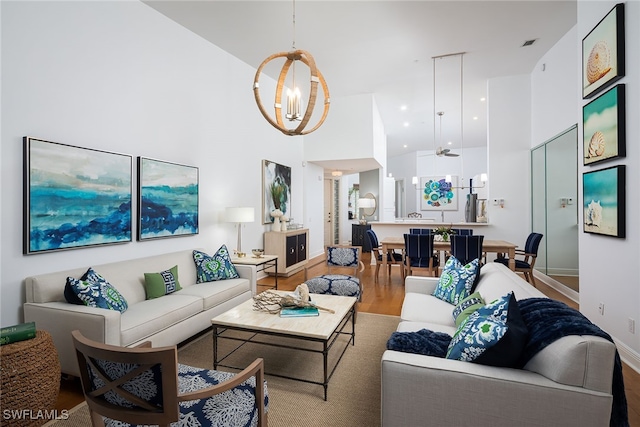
[577,0,640,363]
[486,75,532,247]
[531,26,580,146]
[0,1,305,325]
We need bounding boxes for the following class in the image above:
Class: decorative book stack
[280,306,320,317]
[0,321,36,345]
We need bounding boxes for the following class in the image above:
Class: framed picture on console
[23,136,132,254]
[262,159,291,224]
[582,3,625,99]
[137,157,199,241]
[583,84,625,166]
[582,165,625,238]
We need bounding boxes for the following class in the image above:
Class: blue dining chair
[450,235,485,266]
[451,228,473,236]
[409,228,432,235]
[494,233,543,287]
[403,233,439,277]
[366,229,403,281]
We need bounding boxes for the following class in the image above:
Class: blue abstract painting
[24,137,132,254]
[137,158,199,240]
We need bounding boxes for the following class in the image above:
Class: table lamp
[225,207,255,257]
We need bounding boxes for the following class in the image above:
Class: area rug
[47,312,400,427]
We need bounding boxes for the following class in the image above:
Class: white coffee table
[211,291,357,400]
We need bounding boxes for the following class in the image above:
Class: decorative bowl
[252,249,265,258]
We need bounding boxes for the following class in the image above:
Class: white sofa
[24,248,257,377]
[381,262,617,427]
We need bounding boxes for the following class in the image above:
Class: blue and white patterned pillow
[446,292,528,367]
[66,268,128,312]
[193,245,239,283]
[432,256,479,305]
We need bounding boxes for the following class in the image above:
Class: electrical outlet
[629,318,636,334]
[598,303,605,315]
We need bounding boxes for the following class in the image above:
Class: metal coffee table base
[212,306,355,401]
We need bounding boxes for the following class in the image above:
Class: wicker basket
[1,330,61,426]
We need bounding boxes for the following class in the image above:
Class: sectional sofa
[381,262,620,427]
[24,248,257,377]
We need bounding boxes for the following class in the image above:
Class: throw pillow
[432,256,479,305]
[446,292,528,367]
[66,268,128,312]
[144,265,182,299]
[193,245,239,283]
[452,291,485,327]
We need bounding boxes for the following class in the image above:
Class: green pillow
[144,265,182,299]
[452,292,485,327]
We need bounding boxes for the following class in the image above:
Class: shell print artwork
[587,131,606,158]
[586,41,612,84]
[585,200,603,227]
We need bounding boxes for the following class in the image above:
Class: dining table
[379,236,518,277]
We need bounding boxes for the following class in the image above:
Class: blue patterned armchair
[304,246,363,300]
[71,330,268,427]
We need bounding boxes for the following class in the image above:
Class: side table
[231,254,279,290]
[1,330,61,426]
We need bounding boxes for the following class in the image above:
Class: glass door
[531,125,579,292]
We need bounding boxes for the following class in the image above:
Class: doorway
[324,178,340,246]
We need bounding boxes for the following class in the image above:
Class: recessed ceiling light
[447,141,452,145]
[403,122,410,127]
[473,116,478,120]
[403,144,408,148]
[480,97,486,102]
[400,105,408,111]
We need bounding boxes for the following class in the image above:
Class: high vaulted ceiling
[144,0,576,161]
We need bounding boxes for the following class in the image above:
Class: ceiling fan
[436,146,459,157]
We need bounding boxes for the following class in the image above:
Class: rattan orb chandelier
[253,1,330,136]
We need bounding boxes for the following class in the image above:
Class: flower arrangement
[433,225,455,241]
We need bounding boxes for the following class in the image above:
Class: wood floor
[55,252,640,425]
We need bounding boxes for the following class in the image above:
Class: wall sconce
[412,176,419,189]
[225,207,255,257]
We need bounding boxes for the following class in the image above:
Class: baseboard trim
[614,338,640,374]
[534,270,579,303]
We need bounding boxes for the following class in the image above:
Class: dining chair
[403,233,440,277]
[409,228,432,235]
[304,245,364,300]
[494,232,544,287]
[366,229,403,281]
[450,235,485,265]
[71,330,267,427]
[451,228,473,236]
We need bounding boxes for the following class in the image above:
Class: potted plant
[433,225,455,242]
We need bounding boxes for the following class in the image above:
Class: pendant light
[253,0,330,136]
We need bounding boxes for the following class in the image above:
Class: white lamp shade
[225,207,255,223]
[358,198,375,208]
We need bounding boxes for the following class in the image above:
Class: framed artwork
[23,137,132,254]
[583,84,625,166]
[137,157,199,240]
[262,159,291,224]
[582,3,625,99]
[419,176,458,211]
[583,165,625,238]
